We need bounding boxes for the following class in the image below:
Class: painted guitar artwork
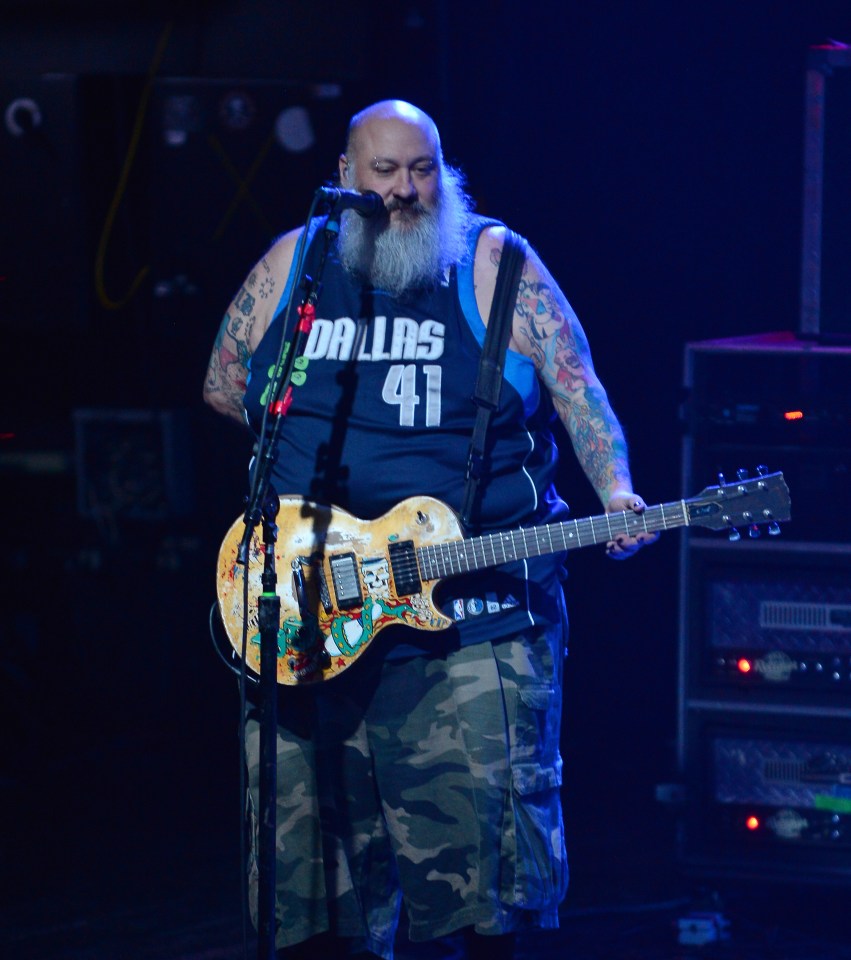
[216,470,790,685]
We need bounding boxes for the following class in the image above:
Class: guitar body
[217,471,791,685]
[217,496,460,685]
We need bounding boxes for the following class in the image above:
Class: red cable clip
[297,302,315,334]
[269,386,293,417]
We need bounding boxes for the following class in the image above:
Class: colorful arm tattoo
[491,246,633,503]
[203,257,273,424]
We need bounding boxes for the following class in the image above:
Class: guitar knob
[717,472,727,486]
[737,468,749,480]
[728,526,742,542]
[749,524,761,539]
[756,464,768,476]
[768,521,782,536]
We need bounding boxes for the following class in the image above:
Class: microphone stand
[235,195,343,960]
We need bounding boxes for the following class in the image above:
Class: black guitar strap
[460,228,528,529]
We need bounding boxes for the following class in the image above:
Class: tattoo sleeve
[506,250,633,504]
[203,257,272,425]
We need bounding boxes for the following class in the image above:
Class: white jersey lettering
[416,320,445,360]
[304,319,333,359]
[381,364,443,427]
[423,364,442,426]
[390,317,421,360]
[306,317,445,364]
[358,315,391,361]
[326,317,357,360]
[382,364,420,426]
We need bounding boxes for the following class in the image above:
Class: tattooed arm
[202,228,302,425]
[473,226,657,557]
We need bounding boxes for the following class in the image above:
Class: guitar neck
[417,500,687,579]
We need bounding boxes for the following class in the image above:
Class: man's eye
[414,164,435,177]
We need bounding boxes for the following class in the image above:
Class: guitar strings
[413,504,679,579]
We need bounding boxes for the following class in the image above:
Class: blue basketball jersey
[243,215,568,648]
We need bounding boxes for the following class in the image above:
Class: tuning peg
[749,524,761,539]
[737,468,749,481]
[756,464,768,476]
[728,526,741,542]
[768,521,782,536]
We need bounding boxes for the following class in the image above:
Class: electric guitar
[216,471,790,685]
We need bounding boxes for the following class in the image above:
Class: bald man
[204,100,656,960]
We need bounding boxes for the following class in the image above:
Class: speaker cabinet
[685,539,851,709]
[677,335,851,884]
[681,711,851,883]
[683,331,851,544]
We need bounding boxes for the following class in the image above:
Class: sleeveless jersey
[243,215,569,649]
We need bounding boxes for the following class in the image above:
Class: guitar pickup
[329,552,362,610]
[389,540,421,596]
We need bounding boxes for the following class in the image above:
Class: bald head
[344,100,441,158]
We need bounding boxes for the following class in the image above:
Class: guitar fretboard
[416,500,688,580]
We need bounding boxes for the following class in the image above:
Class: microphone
[316,186,384,217]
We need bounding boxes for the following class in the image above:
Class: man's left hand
[604,492,660,559]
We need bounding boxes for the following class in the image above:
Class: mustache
[384,198,429,216]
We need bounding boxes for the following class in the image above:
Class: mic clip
[315,186,384,218]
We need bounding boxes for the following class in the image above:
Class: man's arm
[202,229,302,425]
[514,252,632,504]
[474,226,656,557]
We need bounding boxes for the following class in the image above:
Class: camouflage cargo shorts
[244,617,568,958]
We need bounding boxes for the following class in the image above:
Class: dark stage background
[2,2,850,958]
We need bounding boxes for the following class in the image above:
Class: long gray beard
[337,166,473,298]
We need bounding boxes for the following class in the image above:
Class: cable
[93,18,174,311]
[246,195,324,504]
[208,600,258,683]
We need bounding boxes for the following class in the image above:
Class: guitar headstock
[686,468,791,540]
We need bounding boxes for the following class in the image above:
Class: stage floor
[3,725,848,960]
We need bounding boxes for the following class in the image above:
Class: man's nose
[392,169,417,200]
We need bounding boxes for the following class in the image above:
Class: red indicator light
[783,410,804,421]
[746,815,760,831]
[737,658,752,674]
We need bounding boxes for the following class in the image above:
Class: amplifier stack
[677,333,851,884]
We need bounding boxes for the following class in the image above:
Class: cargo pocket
[500,758,568,909]
[496,665,567,910]
[513,676,563,768]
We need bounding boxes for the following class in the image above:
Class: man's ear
[338,154,350,185]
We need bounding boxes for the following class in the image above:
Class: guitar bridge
[293,554,333,613]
